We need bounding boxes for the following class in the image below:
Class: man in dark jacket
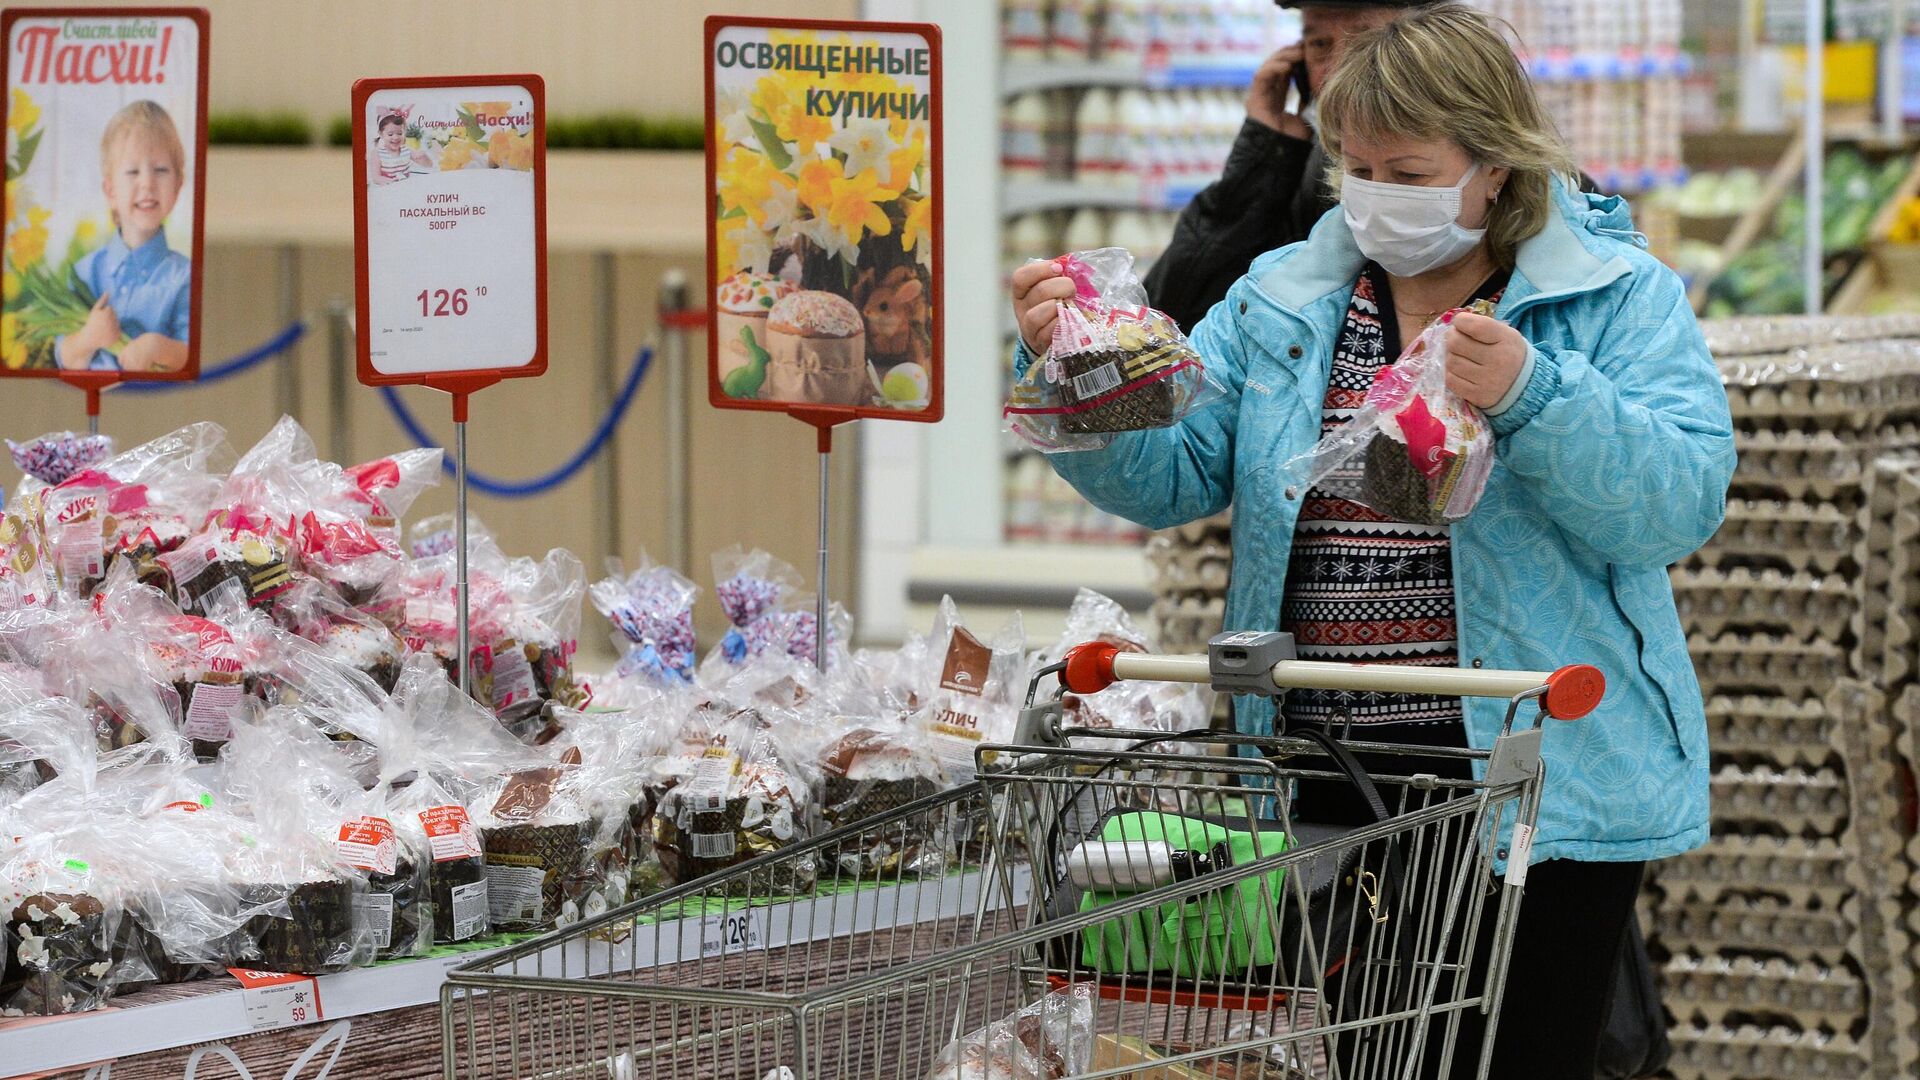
[1142,1,1439,331]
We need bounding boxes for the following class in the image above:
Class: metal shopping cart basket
[441,631,1604,1080]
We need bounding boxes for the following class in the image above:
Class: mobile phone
[1292,57,1312,110]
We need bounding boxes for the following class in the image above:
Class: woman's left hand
[1443,311,1530,410]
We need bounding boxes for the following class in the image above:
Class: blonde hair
[100,100,186,178]
[1314,4,1575,268]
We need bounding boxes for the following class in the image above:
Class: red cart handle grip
[1061,641,1121,695]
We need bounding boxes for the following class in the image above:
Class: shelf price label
[700,907,767,959]
[351,74,547,389]
[228,968,324,1032]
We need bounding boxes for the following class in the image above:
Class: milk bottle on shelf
[1113,89,1155,200]
[1003,0,1049,62]
[1002,92,1049,183]
[1050,0,1094,63]
[1063,206,1109,253]
[1074,89,1118,185]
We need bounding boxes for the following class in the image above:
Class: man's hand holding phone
[1246,44,1311,141]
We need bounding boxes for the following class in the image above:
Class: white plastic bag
[1280,312,1495,526]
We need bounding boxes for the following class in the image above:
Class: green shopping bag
[1076,811,1290,979]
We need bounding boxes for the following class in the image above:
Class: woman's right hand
[1010,261,1076,357]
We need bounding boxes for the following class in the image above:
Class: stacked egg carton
[1144,511,1234,725]
[1651,316,1920,1080]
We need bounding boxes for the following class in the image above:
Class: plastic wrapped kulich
[1006,249,1224,453]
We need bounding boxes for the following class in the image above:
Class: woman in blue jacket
[1010,6,1732,1075]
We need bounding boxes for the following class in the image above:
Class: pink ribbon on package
[1054,255,1101,304]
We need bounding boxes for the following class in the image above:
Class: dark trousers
[1453,858,1647,1079]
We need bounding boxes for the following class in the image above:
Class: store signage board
[704,17,943,430]
[351,73,546,396]
[0,7,210,413]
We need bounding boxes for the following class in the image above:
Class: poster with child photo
[0,9,208,379]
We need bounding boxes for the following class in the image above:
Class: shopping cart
[440,631,1603,1080]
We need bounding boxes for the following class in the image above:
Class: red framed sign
[0,7,210,397]
[351,74,546,401]
[704,16,943,429]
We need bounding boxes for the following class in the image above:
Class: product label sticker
[687,748,740,799]
[690,831,737,861]
[449,878,490,941]
[163,533,221,591]
[182,681,244,742]
[939,627,992,696]
[1070,362,1124,399]
[355,76,546,382]
[489,643,539,709]
[404,597,458,628]
[336,816,399,876]
[353,891,395,950]
[420,804,482,862]
[699,907,766,959]
[1504,822,1534,889]
[484,861,546,924]
[54,519,103,582]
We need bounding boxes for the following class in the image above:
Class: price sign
[700,907,767,959]
[227,968,323,1032]
[0,8,209,385]
[351,74,546,391]
[704,17,943,428]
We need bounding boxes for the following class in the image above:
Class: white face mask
[1341,163,1487,278]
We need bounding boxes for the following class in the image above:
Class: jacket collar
[1254,178,1636,316]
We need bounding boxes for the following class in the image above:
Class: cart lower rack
[442,634,1601,1080]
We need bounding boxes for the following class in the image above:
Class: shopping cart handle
[1059,640,1605,720]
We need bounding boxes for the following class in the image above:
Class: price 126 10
[417,286,486,318]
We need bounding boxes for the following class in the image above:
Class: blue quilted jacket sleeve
[1012,293,1249,531]
[1490,267,1735,566]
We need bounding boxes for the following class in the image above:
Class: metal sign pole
[1806,0,1825,316]
[455,406,472,695]
[815,441,830,672]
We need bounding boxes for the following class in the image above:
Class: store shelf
[1002,60,1261,97]
[1525,49,1693,82]
[202,147,705,253]
[0,869,1021,1075]
[1003,179,1196,217]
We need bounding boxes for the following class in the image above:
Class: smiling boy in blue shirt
[57,99,191,373]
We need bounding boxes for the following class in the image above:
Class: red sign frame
[350,73,547,404]
[702,16,944,433]
[0,6,210,408]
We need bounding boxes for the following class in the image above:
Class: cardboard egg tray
[1645,895,1855,967]
[1708,763,1847,836]
[1703,315,1920,357]
[1729,428,1878,503]
[1662,954,1864,1030]
[1686,498,1860,575]
[1705,695,1837,768]
[1149,595,1227,656]
[1720,348,1920,435]
[1672,567,1855,644]
[1688,633,1849,701]
[1653,834,1852,908]
[1666,1024,1865,1080]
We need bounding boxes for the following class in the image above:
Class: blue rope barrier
[377,345,653,498]
[115,321,308,392]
